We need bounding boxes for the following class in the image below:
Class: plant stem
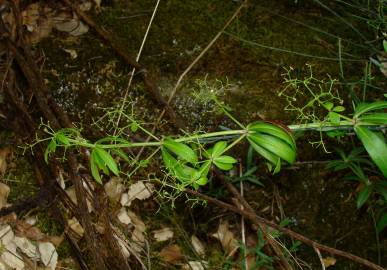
[63,120,386,150]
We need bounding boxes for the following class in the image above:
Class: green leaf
[354,101,387,118]
[358,113,387,125]
[248,133,296,164]
[354,126,387,177]
[95,148,119,176]
[328,111,340,123]
[195,177,208,186]
[111,148,131,163]
[322,102,334,111]
[377,212,387,233]
[248,122,296,150]
[383,40,387,52]
[273,157,281,174]
[333,106,345,112]
[91,149,109,175]
[90,153,102,184]
[56,133,70,145]
[163,138,198,164]
[130,122,139,133]
[44,139,57,163]
[356,185,371,208]
[214,155,237,164]
[247,137,278,165]
[213,161,234,170]
[211,141,227,158]
[162,148,192,183]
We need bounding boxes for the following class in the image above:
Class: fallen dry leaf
[63,48,78,59]
[159,244,183,264]
[181,260,208,270]
[38,242,58,269]
[322,257,337,268]
[105,177,124,202]
[191,235,205,257]
[68,217,84,237]
[127,211,146,252]
[117,208,132,225]
[13,236,37,258]
[211,221,239,256]
[121,181,154,206]
[54,14,89,36]
[0,225,25,270]
[0,182,10,209]
[0,147,12,176]
[153,227,174,242]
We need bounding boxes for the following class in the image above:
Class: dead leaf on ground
[181,261,208,270]
[105,177,124,202]
[0,147,12,176]
[13,236,37,258]
[211,221,239,256]
[191,235,205,257]
[322,257,337,268]
[153,227,174,242]
[0,182,10,209]
[159,244,183,264]
[68,217,84,237]
[38,241,58,269]
[127,211,146,252]
[117,207,132,225]
[63,48,78,59]
[121,181,154,206]
[53,13,89,36]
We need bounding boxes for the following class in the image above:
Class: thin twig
[114,0,161,134]
[314,245,327,270]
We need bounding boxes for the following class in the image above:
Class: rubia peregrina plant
[43,116,297,188]
[42,99,387,187]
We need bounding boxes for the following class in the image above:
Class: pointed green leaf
[56,133,70,145]
[211,141,227,158]
[356,185,371,208]
[214,155,237,164]
[383,40,387,52]
[44,139,57,163]
[90,153,102,184]
[354,101,387,118]
[247,137,278,165]
[359,113,387,125]
[248,134,296,164]
[94,148,119,176]
[91,149,109,175]
[130,122,139,132]
[196,177,208,186]
[163,138,198,164]
[354,126,387,177]
[328,111,340,123]
[111,148,131,163]
[377,213,387,233]
[322,102,334,111]
[248,122,296,151]
[273,157,281,174]
[213,161,234,170]
[333,106,345,112]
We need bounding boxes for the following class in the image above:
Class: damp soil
[14,0,386,269]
